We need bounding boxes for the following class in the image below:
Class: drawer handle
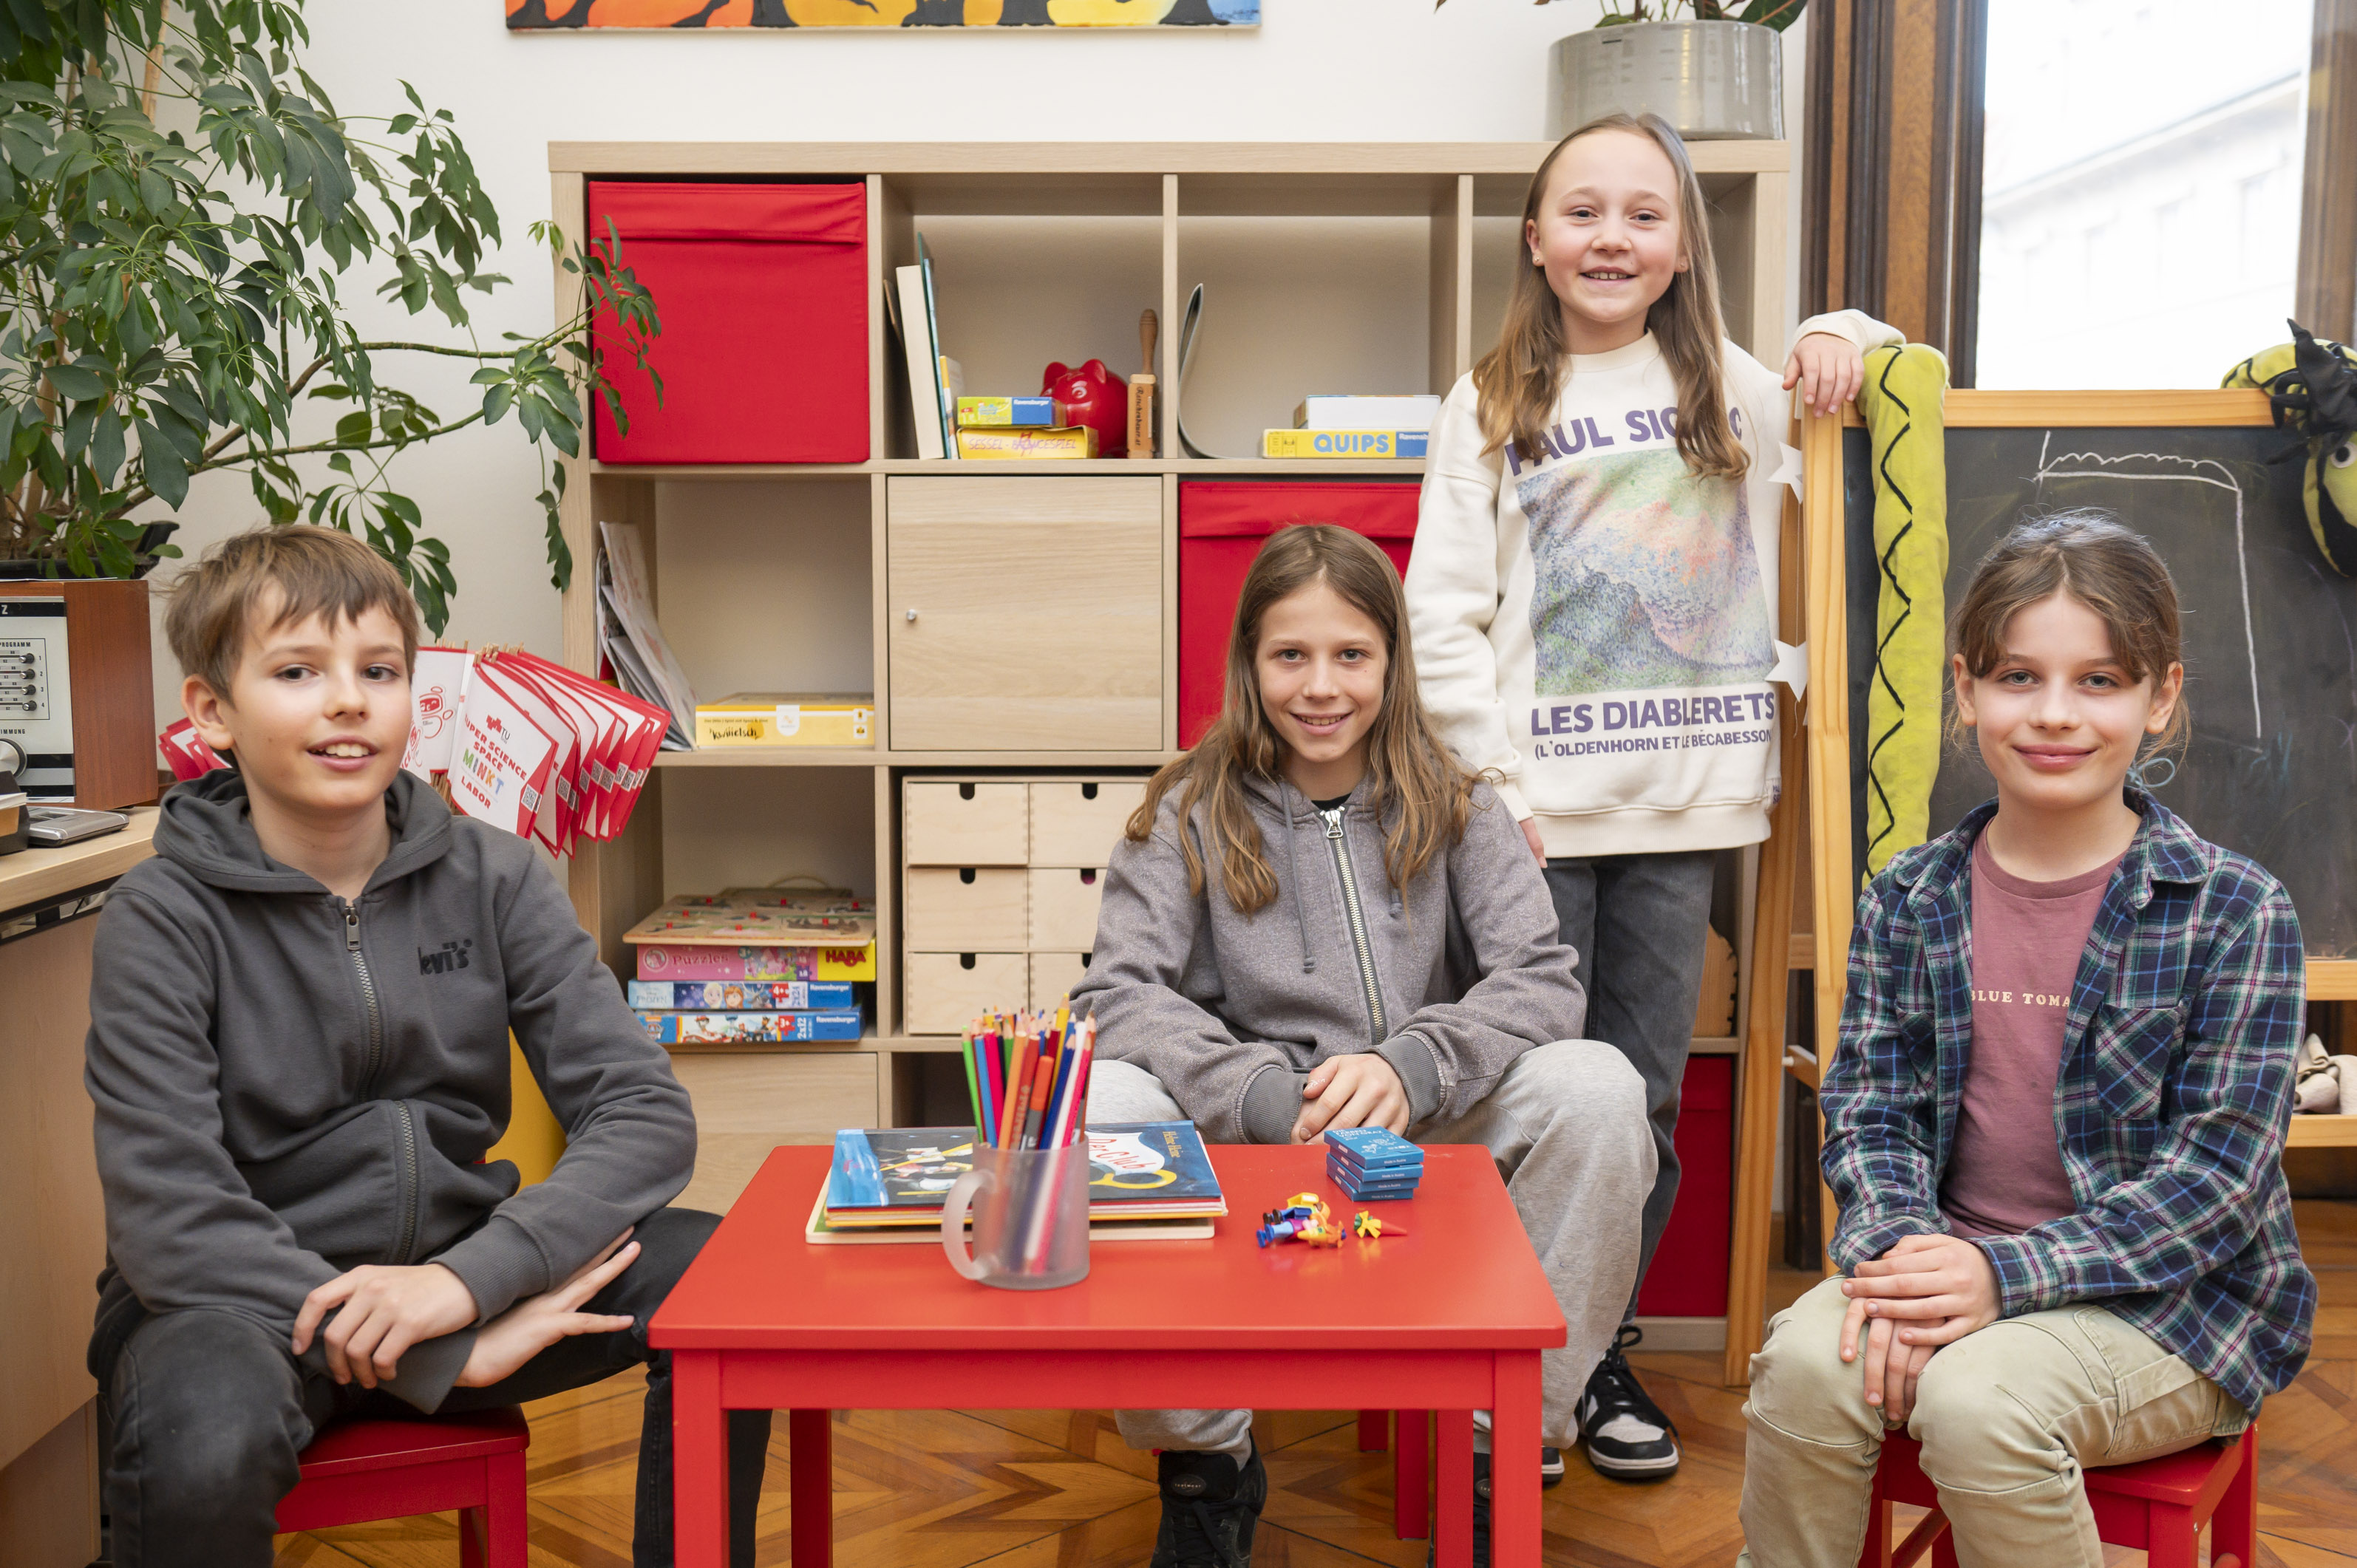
[1080,869,1098,886]
[1081,782,1098,800]
[905,608,918,623]
[960,953,976,969]
[960,867,977,884]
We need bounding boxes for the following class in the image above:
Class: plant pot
[1549,20,1784,140]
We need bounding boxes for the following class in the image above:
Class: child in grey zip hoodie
[1072,525,1653,1568]
[84,527,766,1568]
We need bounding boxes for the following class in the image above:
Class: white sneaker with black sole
[1576,1324,1680,1479]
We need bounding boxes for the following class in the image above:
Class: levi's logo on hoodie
[418,938,474,975]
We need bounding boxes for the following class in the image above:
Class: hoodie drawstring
[1279,785,1315,973]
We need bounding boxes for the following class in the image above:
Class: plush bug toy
[2223,321,2357,575]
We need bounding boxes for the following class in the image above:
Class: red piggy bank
[1042,358,1127,459]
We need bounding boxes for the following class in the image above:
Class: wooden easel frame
[1721,388,2357,1387]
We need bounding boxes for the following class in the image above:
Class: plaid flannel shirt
[1821,794,2316,1416]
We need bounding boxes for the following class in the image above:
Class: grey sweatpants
[1089,1040,1654,1453]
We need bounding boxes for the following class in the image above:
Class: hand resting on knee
[1835,1232,2002,1421]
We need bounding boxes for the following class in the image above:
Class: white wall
[148,0,1809,720]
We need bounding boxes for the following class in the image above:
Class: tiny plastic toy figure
[1295,1216,1346,1247]
[1352,1212,1407,1240]
[1261,1203,1319,1226]
[1256,1217,1313,1248]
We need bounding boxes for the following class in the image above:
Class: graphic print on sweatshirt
[1518,447,1774,695]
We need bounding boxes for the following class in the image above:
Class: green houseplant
[0,0,659,633]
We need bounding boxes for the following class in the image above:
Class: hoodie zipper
[1319,806,1388,1043]
[342,897,420,1267]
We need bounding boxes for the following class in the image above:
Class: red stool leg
[1435,1412,1475,1568]
[1358,1410,1390,1452]
[460,1505,486,1568]
[2214,1428,2259,1568]
[1857,1457,1891,1568]
[486,1447,529,1568]
[1395,1409,1430,1541]
[791,1408,833,1567]
[2145,1500,2200,1568]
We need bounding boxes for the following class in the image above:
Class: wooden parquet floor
[273,1201,2357,1568]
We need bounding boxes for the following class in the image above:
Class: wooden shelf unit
[551,142,1792,1198]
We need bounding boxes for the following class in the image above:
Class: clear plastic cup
[940,1143,1091,1290]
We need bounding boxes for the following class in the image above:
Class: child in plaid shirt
[1737,514,2314,1568]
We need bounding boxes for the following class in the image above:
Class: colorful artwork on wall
[507,0,1257,27]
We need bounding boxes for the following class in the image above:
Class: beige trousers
[1737,1275,2248,1568]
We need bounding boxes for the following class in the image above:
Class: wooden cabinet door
[887,477,1163,751]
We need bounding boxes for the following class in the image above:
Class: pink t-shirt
[1939,836,2123,1239]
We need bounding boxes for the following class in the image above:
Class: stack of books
[624,888,880,1029]
[1262,393,1442,460]
[809,1120,1227,1243]
[692,692,874,748]
[953,395,1098,460]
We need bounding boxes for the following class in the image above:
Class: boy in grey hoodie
[1072,525,1655,1568]
[84,527,766,1568]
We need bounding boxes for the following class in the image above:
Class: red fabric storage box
[586,181,868,464]
[1636,1054,1734,1318]
[1177,481,1422,746]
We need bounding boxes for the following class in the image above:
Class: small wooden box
[1030,951,1092,1011]
[0,579,157,811]
[903,950,1029,1034]
[905,866,1027,950]
[1028,866,1106,951]
[905,781,1028,865]
[1028,780,1145,867]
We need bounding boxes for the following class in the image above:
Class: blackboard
[1842,420,2357,958]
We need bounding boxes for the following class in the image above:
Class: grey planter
[1549,20,1784,140]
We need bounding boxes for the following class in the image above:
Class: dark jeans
[97,1207,772,1568]
[1543,849,1719,1325]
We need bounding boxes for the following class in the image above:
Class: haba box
[694,692,874,748]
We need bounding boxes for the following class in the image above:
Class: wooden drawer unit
[670,1052,880,1213]
[904,780,1028,865]
[1029,779,1146,865]
[903,865,1027,951]
[1030,951,1092,1011]
[1028,866,1106,951]
[900,774,1148,1032]
[885,476,1163,751]
[903,950,1030,1035]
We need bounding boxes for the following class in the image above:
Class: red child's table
[651,1142,1566,1568]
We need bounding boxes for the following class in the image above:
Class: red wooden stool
[273,1406,531,1566]
[1860,1425,2257,1568]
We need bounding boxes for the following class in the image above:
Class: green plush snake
[1855,344,1952,882]
[2222,322,2357,576]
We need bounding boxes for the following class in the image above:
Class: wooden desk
[652,1142,1565,1568]
[0,809,157,1567]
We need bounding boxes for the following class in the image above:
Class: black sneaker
[1151,1440,1267,1568]
[1540,1445,1565,1487]
[1576,1324,1681,1479]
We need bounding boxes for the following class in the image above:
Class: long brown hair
[1126,525,1480,915]
[1948,511,2191,754]
[1472,112,1745,483]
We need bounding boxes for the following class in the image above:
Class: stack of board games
[625,887,878,1037]
[624,886,877,982]
[1324,1125,1424,1200]
[809,1121,1226,1244]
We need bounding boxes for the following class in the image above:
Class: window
[1974,0,2313,389]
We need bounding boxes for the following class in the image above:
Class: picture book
[823,1121,1225,1227]
[894,265,945,460]
[627,979,857,1010]
[1261,429,1429,460]
[801,1190,1213,1246]
[633,944,878,983]
[639,1009,864,1044]
[1293,394,1441,432]
[693,692,875,747]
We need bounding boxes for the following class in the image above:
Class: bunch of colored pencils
[965,1006,1095,1151]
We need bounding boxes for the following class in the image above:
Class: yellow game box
[693,692,875,747]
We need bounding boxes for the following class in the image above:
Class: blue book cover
[626,980,856,1010]
[825,1121,1223,1218]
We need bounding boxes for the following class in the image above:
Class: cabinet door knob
[904,608,918,623]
